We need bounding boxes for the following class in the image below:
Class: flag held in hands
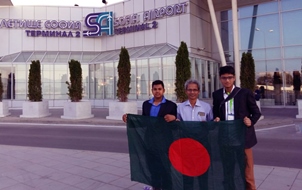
[126,114,246,190]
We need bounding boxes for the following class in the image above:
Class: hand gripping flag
[126,114,246,190]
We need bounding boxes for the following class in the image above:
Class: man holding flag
[176,79,213,189]
[212,66,261,190]
[123,80,177,190]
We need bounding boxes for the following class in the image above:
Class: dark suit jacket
[142,99,177,117]
[212,87,261,148]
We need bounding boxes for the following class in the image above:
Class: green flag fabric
[127,114,246,190]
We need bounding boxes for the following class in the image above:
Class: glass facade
[0,44,220,103]
[221,0,302,106]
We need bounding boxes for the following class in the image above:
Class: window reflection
[240,15,279,51]
[239,2,278,18]
[88,64,96,99]
[163,57,175,100]
[202,60,210,98]
[137,59,149,100]
[15,82,26,99]
[129,60,136,100]
[284,46,302,59]
[81,64,89,99]
[95,64,104,99]
[222,0,302,106]
[104,62,115,99]
[2,54,220,102]
[284,59,302,105]
[0,65,12,100]
[42,64,54,99]
[292,71,301,105]
[221,11,233,53]
[14,64,27,99]
[282,0,302,11]
[149,58,161,81]
[54,64,68,99]
[42,64,54,81]
[282,10,302,45]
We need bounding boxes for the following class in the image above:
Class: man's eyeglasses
[220,76,234,80]
[186,89,199,92]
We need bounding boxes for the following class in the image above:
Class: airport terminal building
[0,0,302,107]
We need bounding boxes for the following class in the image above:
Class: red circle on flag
[168,138,210,177]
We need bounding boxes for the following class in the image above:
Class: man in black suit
[123,80,177,190]
[212,66,261,190]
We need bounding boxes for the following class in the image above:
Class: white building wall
[180,14,190,46]
[10,29,23,53]
[0,9,8,56]
[155,0,166,8]
[46,7,58,20]
[35,6,47,19]
[167,16,180,46]
[155,19,167,44]
[0,29,9,56]
[0,0,214,60]
[189,0,212,58]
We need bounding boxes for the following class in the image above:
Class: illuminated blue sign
[83,12,114,37]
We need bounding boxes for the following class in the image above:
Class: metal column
[207,0,226,66]
[232,0,241,86]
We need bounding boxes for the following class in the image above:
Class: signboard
[84,2,187,37]
[0,2,187,38]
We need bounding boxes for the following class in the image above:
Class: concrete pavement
[0,107,300,190]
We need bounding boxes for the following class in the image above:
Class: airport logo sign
[83,12,114,37]
[83,2,187,37]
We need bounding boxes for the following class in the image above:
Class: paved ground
[0,107,300,190]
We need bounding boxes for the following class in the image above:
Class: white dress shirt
[177,99,213,121]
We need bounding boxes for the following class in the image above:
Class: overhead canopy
[0,43,179,63]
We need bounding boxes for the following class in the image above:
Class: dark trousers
[183,173,208,190]
[220,146,245,190]
[146,152,172,190]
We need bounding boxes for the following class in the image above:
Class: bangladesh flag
[126,114,246,190]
